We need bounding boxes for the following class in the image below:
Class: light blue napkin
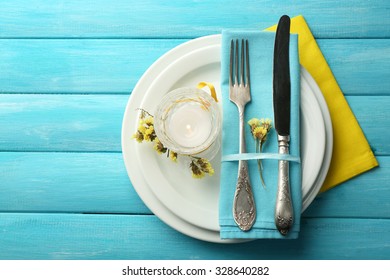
[219,30,301,239]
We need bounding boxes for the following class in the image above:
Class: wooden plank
[0,152,388,218]
[0,95,388,154]
[0,152,149,214]
[0,0,389,38]
[0,94,127,152]
[0,39,388,94]
[303,156,388,217]
[0,39,179,94]
[347,96,390,156]
[0,213,388,259]
[321,39,390,95]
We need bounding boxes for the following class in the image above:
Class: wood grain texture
[348,96,390,156]
[0,94,127,152]
[0,152,387,219]
[0,0,389,261]
[0,152,149,214]
[0,39,179,94]
[0,0,389,38]
[0,213,388,260]
[304,156,386,217]
[0,95,388,154]
[320,39,390,95]
[0,39,388,94]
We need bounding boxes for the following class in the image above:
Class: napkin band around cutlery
[222,153,300,163]
[219,31,301,239]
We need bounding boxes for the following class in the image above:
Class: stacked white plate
[121,35,333,243]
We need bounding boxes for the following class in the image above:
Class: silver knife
[273,15,293,236]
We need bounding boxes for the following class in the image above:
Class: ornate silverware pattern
[229,39,256,231]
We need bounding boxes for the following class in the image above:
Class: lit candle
[154,87,221,158]
[167,102,212,148]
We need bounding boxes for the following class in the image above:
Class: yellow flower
[192,171,205,179]
[261,118,272,131]
[132,131,144,143]
[192,173,205,179]
[199,158,214,175]
[153,138,167,154]
[253,126,267,142]
[190,161,205,179]
[169,151,178,162]
[141,116,154,126]
[190,158,214,178]
[143,125,155,141]
[207,165,215,176]
[248,118,272,142]
[247,117,272,188]
[248,118,261,128]
[137,123,147,134]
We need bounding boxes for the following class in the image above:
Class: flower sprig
[189,157,214,179]
[248,118,272,187]
[132,109,156,143]
[132,109,214,179]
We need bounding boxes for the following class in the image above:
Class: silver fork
[229,39,256,231]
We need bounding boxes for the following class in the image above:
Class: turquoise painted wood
[0,0,389,260]
[0,94,127,152]
[0,152,149,214]
[0,0,389,38]
[0,39,388,94]
[0,152,388,218]
[0,39,179,94]
[0,95,388,154]
[0,214,389,260]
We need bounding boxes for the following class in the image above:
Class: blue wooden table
[0,1,389,260]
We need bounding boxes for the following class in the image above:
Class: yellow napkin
[266,15,378,192]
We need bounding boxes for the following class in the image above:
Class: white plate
[300,68,327,199]
[301,67,333,202]
[136,36,325,231]
[121,35,332,242]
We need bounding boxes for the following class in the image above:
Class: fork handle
[233,161,256,231]
[233,108,256,231]
[275,135,293,235]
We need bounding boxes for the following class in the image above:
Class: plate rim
[121,34,333,242]
[134,41,326,230]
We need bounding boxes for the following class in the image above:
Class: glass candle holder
[154,87,221,160]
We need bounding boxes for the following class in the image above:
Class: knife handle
[275,135,293,236]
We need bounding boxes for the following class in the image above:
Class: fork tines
[228,38,256,231]
[229,39,250,88]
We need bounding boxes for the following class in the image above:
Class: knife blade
[273,15,294,236]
